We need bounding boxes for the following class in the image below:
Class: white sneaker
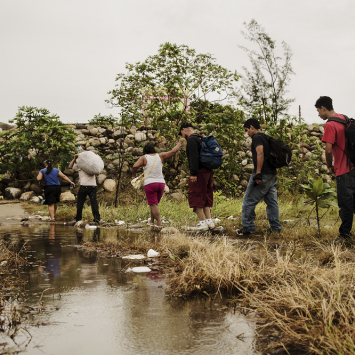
[194,222,209,231]
[207,221,215,229]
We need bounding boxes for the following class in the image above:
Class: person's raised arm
[159,138,185,163]
[68,154,79,169]
[58,171,75,187]
[132,156,146,178]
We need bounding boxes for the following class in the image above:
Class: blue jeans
[241,173,281,232]
[336,169,355,237]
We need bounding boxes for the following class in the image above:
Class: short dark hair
[143,144,156,155]
[243,118,260,130]
[315,96,333,111]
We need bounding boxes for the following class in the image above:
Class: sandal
[49,219,56,222]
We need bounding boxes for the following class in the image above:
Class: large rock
[170,192,184,202]
[60,191,75,202]
[30,183,43,194]
[1,172,15,184]
[97,174,107,185]
[178,178,187,188]
[4,188,22,199]
[90,128,99,136]
[245,164,254,172]
[135,132,146,142]
[113,130,126,138]
[103,179,116,192]
[63,169,74,176]
[20,191,35,201]
[30,196,41,203]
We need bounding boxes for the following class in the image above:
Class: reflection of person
[179,123,215,231]
[49,224,55,240]
[69,154,101,223]
[37,160,75,221]
[132,139,184,229]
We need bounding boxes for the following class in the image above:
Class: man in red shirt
[316,96,354,241]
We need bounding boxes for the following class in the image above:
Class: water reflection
[0,225,257,355]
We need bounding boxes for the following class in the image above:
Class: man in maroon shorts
[179,123,215,231]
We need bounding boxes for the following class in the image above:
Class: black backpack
[327,114,355,167]
[259,133,292,168]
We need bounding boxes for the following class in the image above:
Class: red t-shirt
[322,114,351,176]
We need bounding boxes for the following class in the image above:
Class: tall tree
[106,42,239,132]
[239,19,295,122]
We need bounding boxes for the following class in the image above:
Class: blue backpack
[199,135,223,170]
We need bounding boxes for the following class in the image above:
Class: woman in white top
[132,138,185,229]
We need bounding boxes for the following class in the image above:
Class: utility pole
[299,105,301,124]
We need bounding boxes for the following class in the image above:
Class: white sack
[77,151,104,175]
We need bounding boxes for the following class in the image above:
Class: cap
[179,122,193,135]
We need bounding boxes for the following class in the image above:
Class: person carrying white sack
[69,154,101,223]
[132,138,185,230]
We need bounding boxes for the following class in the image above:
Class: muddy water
[0,224,257,355]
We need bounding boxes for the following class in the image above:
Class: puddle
[0,224,258,354]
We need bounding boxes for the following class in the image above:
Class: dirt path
[0,201,29,225]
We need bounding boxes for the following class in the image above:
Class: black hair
[45,160,53,174]
[315,96,333,111]
[243,118,260,130]
[143,144,156,155]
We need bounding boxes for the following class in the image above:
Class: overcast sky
[1,0,354,124]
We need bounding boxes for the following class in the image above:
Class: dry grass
[160,233,355,354]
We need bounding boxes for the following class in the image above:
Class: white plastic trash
[0,261,7,267]
[213,218,221,223]
[115,220,125,225]
[85,225,97,230]
[147,249,159,258]
[122,254,145,260]
[131,267,151,273]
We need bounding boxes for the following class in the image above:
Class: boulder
[112,159,122,166]
[7,181,20,188]
[245,164,254,172]
[241,159,248,166]
[233,174,239,182]
[241,180,249,188]
[30,184,43,194]
[20,191,35,201]
[30,196,41,203]
[170,192,184,202]
[1,172,14,184]
[63,169,74,176]
[99,138,107,145]
[89,138,101,147]
[307,124,314,131]
[97,174,107,185]
[4,187,22,199]
[135,132,146,142]
[103,179,116,192]
[113,130,126,138]
[82,129,90,135]
[178,178,187,188]
[60,191,75,202]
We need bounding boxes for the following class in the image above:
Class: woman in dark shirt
[37,160,75,221]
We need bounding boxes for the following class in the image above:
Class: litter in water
[114,220,125,225]
[129,267,151,273]
[147,249,159,258]
[85,225,97,230]
[213,218,221,223]
[122,254,145,260]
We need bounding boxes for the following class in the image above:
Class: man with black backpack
[316,96,355,242]
[179,123,220,231]
[237,118,282,236]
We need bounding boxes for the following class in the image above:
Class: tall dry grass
[161,233,355,354]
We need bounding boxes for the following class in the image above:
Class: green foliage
[88,114,118,128]
[107,42,239,132]
[239,19,295,122]
[0,106,77,177]
[301,177,337,234]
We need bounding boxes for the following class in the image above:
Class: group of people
[37,96,355,242]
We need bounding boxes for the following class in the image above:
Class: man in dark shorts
[237,118,281,235]
[316,96,354,242]
[179,123,215,231]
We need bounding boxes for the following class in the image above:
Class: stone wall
[0,122,331,202]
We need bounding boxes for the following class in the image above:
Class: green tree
[239,19,295,122]
[88,113,118,129]
[0,106,77,178]
[106,42,239,134]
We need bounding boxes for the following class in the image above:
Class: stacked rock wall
[0,122,331,202]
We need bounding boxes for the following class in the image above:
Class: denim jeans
[336,169,355,237]
[241,173,281,232]
[76,186,100,222]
